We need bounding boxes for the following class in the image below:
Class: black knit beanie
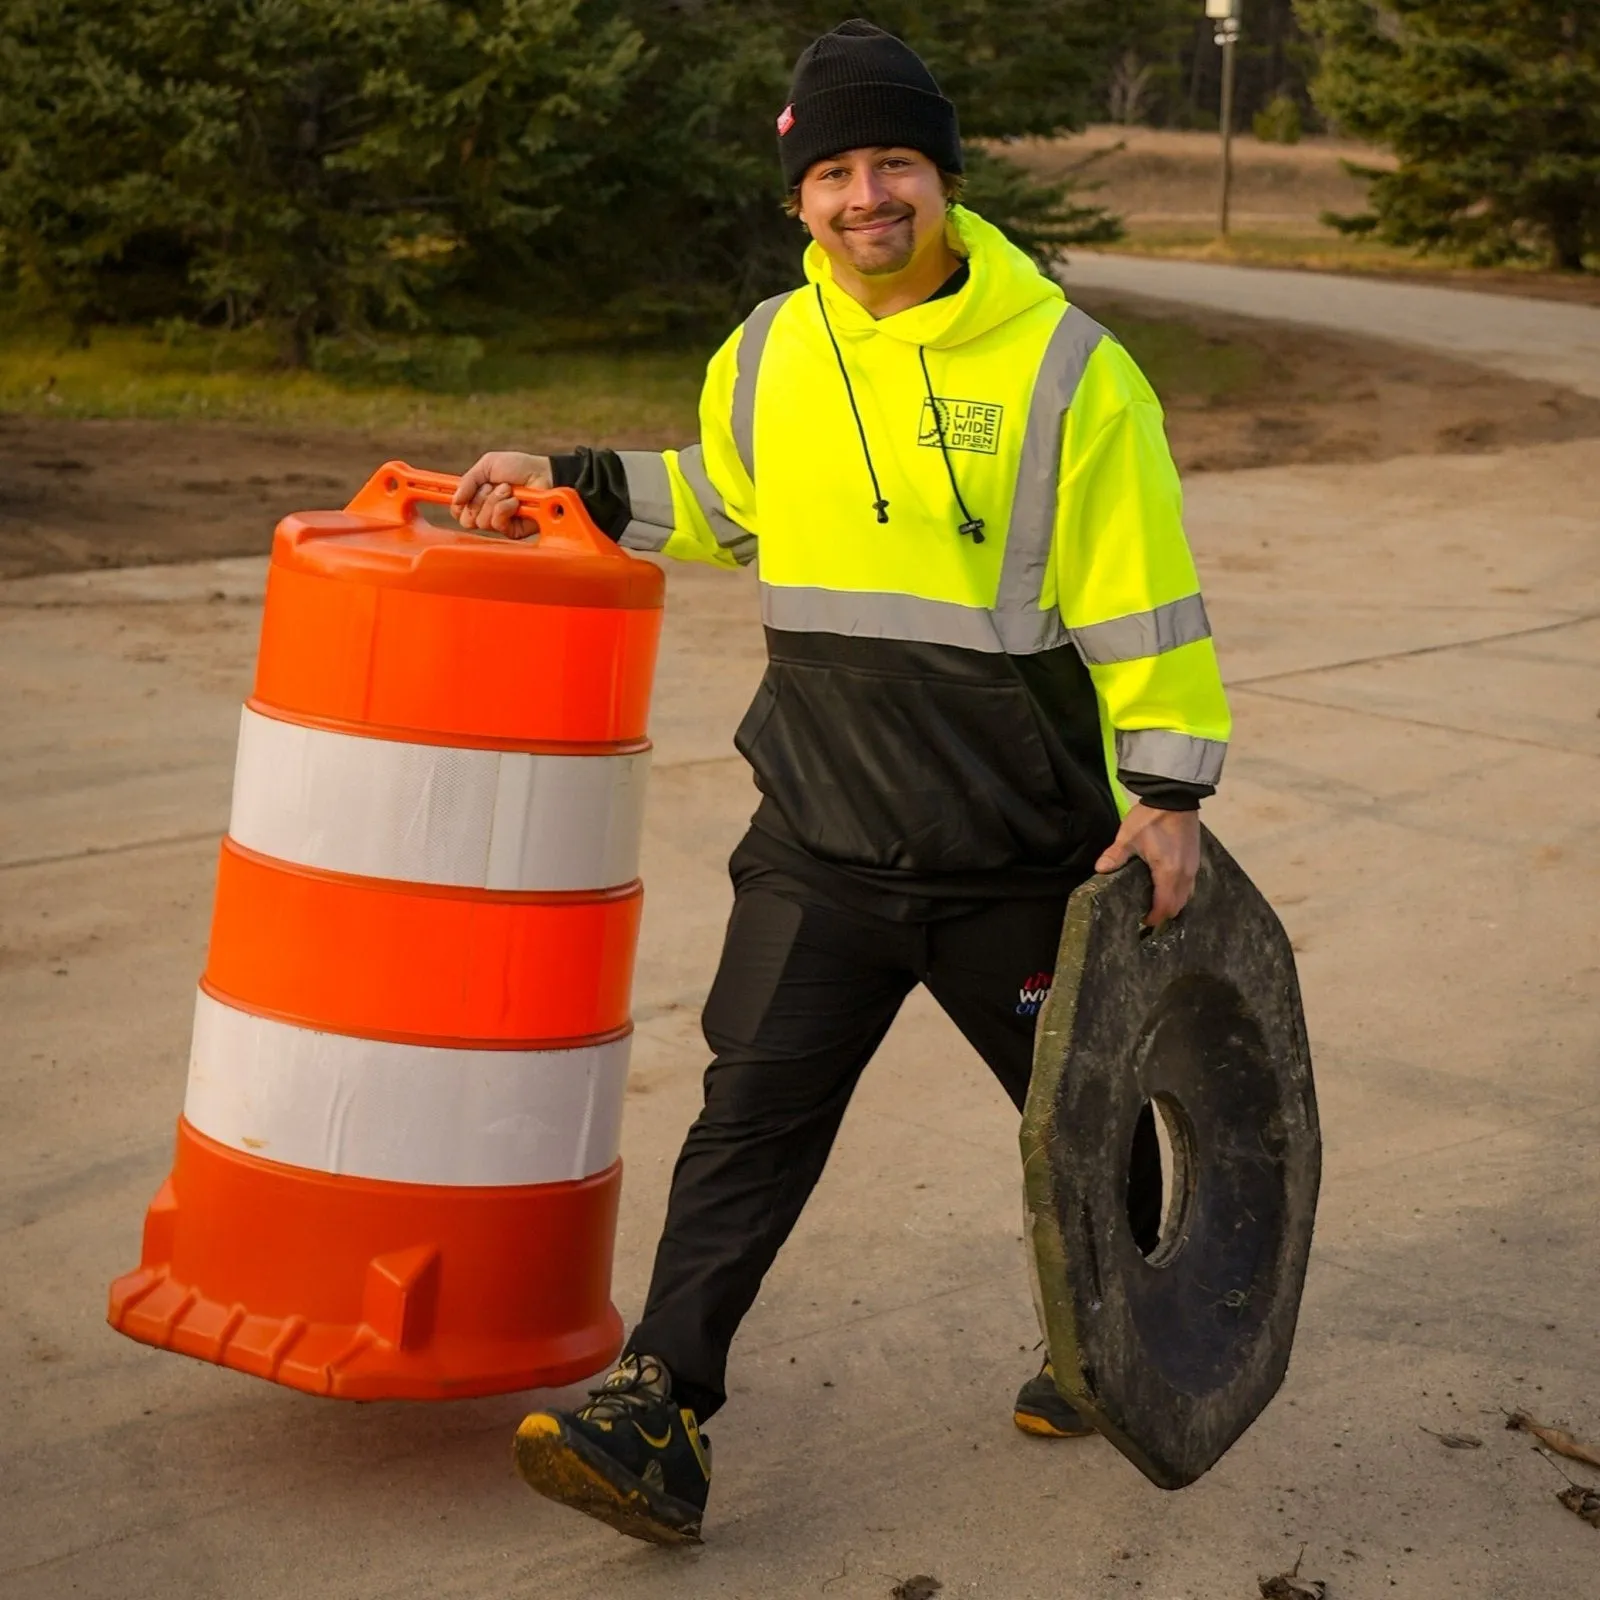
[777,19,962,190]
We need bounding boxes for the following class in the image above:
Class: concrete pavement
[4,435,1599,1588]
[1059,252,1600,399]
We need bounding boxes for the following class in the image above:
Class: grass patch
[1087,302,1267,406]
[0,295,1279,437]
[0,312,710,444]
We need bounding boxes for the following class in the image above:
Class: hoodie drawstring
[917,345,986,544]
[813,283,986,543]
[815,285,890,524]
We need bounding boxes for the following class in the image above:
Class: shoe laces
[576,1353,671,1425]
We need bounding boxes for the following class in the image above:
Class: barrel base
[108,1121,624,1401]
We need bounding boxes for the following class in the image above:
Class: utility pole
[1206,0,1242,237]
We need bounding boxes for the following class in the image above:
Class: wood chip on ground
[1505,1411,1600,1471]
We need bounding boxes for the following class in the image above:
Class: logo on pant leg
[1016,971,1053,1016]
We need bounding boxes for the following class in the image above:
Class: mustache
[831,203,914,231]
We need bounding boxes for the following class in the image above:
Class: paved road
[5,429,1598,1597]
[1060,252,1600,397]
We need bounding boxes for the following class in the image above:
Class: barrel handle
[344,459,624,558]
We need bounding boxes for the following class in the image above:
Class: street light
[1206,0,1242,237]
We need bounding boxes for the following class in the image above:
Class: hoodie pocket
[734,659,1083,873]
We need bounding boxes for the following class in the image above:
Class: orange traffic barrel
[107,463,664,1399]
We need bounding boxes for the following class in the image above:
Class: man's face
[797,147,948,277]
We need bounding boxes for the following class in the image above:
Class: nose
[843,164,892,215]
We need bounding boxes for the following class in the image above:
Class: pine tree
[0,0,645,358]
[1299,1,1600,271]
[0,1,1134,354]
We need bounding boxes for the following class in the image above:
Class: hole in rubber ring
[384,475,398,493]
[1127,1093,1196,1268]
[551,501,566,519]
[1120,974,1287,1392]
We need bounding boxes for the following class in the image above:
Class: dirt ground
[0,417,463,581]
[1017,125,1388,232]
[6,296,1600,580]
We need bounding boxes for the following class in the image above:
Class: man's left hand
[1094,803,1201,927]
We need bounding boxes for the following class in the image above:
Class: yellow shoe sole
[1013,1408,1096,1439]
[513,1413,703,1546]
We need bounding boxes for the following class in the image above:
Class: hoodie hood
[803,205,1062,350]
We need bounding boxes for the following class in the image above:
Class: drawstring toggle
[874,499,891,524]
[958,517,985,543]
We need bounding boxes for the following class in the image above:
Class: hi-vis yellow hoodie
[614,207,1231,887]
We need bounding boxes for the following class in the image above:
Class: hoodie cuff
[1118,772,1211,812]
[549,448,632,541]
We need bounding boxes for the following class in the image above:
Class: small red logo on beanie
[777,104,795,136]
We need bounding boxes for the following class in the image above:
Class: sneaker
[1013,1358,1095,1439]
[513,1354,713,1545]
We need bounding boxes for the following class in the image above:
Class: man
[451,18,1229,1547]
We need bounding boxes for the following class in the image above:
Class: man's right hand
[451,451,554,539]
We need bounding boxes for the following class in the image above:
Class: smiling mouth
[842,214,910,237]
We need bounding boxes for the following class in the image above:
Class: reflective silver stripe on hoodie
[1069,593,1212,665]
[730,291,796,483]
[990,306,1109,654]
[1116,728,1227,787]
[615,450,674,551]
[761,584,1004,652]
[678,443,757,566]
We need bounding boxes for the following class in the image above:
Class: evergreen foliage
[1253,93,1304,144]
[1299,1,1600,271]
[0,1,645,360]
[0,1,1128,358]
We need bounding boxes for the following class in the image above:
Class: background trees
[1095,0,1316,133]
[1298,1,1600,271]
[0,0,1139,356]
[1,1,1590,362]
[0,1,648,360]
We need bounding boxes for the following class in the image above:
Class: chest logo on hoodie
[918,396,1003,456]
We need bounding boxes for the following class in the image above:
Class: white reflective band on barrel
[230,707,649,891]
[184,991,628,1186]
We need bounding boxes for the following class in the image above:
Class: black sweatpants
[625,847,1160,1421]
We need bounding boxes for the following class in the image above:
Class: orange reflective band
[254,562,663,746]
[204,839,641,1045]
